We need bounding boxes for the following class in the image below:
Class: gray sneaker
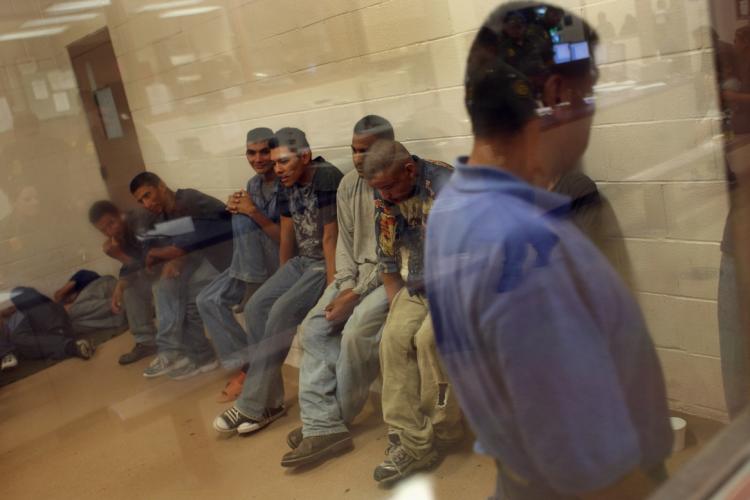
[168,358,219,381]
[373,443,440,484]
[143,355,189,378]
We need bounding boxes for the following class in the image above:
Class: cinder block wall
[2,0,728,419]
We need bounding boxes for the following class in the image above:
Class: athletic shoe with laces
[373,441,440,484]
[1,353,18,370]
[142,355,188,378]
[213,406,257,434]
[236,405,286,435]
[168,358,219,381]
[75,339,95,360]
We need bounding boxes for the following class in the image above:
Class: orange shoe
[217,371,246,403]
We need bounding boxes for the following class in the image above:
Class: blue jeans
[235,256,327,419]
[719,252,750,418]
[122,273,157,346]
[153,257,217,364]
[196,215,279,371]
[299,284,388,437]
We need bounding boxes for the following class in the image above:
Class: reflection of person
[281,116,394,468]
[717,25,750,418]
[89,201,159,365]
[196,127,282,402]
[130,172,232,380]
[362,139,462,484]
[213,128,343,435]
[425,3,672,499]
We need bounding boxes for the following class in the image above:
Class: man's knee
[414,324,435,353]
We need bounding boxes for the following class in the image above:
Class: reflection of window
[94,87,123,139]
[0,97,13,133]
[739,0,749,19]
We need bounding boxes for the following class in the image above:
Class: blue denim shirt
[245,175,281,223]
[425,160,673,495]
[374,156,453,294]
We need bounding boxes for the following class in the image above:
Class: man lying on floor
[0,287,94,371]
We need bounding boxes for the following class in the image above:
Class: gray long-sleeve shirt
[334,170,380,296]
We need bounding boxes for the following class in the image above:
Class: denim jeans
[298,284,388,437]
[196,215,279,371]
[122,273,157,346]
[718,251,750,418]
[153,256,218,364]
[235,256,327,419]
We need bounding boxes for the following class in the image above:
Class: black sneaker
[236,406,286,435]
[287,426,303,449]
[212,406,257,435]
[118,343,158,365]
[373,443,440,484]
[281,432,353,467]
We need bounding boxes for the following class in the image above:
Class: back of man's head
[465,2,598,139]
[270,127,310,154]
[362,139,411,180]
[246,127,275,144]
[353,115,395,141]
[88,200,119,224]
[129,172,163,194]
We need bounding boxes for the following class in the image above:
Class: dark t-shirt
[69,270,100,292]
[278,158,343,260]
[159,189,234,271]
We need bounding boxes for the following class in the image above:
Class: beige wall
[0,0,730,419]
[0,1,118,298]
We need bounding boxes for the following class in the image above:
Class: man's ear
[300,149,312,165]
[541,74,564,107]
[404,160,417,179]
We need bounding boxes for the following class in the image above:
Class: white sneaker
[142,355,189,378]
[1,353,18,371]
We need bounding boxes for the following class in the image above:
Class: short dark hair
[246,127,275,144]
[269,127,310,154]
[362,139,412,180]
[88,200,120,224]
[353,115,395,141]
[129,171,162,194]
[465,2,598,138]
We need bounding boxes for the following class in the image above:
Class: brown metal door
[69,28,144,210]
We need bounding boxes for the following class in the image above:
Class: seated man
[197,127,281,401]
[88,200,159,365]
[425,3,672,498]
[53,269,127,334]
[130,172,234,380]
[213,127,342,435]
[0,287,93,363]
[362,139,463,484]
[281,116,394,467]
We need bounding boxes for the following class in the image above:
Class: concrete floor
[0,333,726,500]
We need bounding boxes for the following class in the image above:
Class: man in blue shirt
[425,2,673,499]
[197,127,281,402]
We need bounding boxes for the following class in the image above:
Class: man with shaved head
[361,139,463,484]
